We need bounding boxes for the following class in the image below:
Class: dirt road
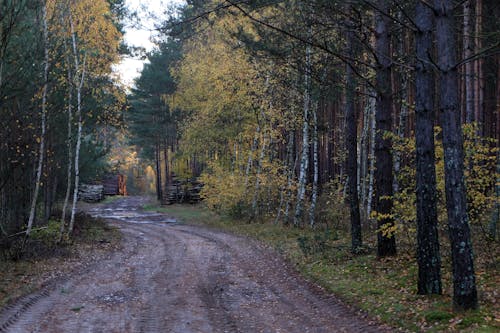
[0,197,390,333]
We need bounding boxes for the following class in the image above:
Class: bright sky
[114,0,185,88]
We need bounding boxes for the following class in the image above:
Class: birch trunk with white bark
[60,57,73,239]
[293,27,312,227]
[26,2,49,237]
[68,15,86,235]
[309,102,318,227]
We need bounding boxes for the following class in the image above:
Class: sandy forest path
[0,196,390,333]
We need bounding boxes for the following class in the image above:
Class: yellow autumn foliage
[391,124,498,242]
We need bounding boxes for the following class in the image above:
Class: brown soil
[0,196,392,333]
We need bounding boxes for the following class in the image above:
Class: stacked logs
[163,178,203,205]
[103,174,127,196]
[78,184,104,202]
[188,181,203,204]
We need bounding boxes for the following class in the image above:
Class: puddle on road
[89,206,178,225]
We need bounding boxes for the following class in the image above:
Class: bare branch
[224,0,377,90]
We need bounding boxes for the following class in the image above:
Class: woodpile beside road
[103,174,127,196]
[163,178,203,205]
[78,184,104,202]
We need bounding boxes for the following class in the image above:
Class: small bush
[30,219,61,247]
[297,230,335,257]
[315,180,349,230]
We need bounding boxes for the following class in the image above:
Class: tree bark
[393,9,409,195]
[294,27,312,227]
[367,91,376,219]
[374,0,396,256]
[60,55,73,239]
[155,143,162,201]
[164,143,169,196]
[474,0,484,133]
[414,1,442,295]
[345,18,362,251]
[283,131,296,225]
[68,14,86,235]
[463,0,475,123]
[359,96,370,215]
[244,123,260,188]
[434,0,478,310]
[252,135,267,218]
[309,102,319,227]
[26,2,49,237]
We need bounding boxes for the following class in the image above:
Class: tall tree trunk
[345,18,362,251]
[359,98,370,214]
[474,0,483,133]
[283,131,296,225]
[60,58,73,239]
[367,92,376,218]
[244,122,261,189]
[463,0,475,123]
[309,102,319,227]
[415,1,442,295]
[155,143,162,201]
[434,0,478,310]
[26,2,49,237]
[374,0,396,256]
[251,135,267,219]
[68,14,86,235]
[294,31,312,227]
[275,131,294,225]
[393,9,409,195]
[164,143,169,197]
[68,66,84,235]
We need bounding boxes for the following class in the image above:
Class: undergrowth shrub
[30,219,61,248]
[316,180,349,230]
[200,160,286,219]
[391,123,498,247]
[297,229,337,257]
[199,162,249,218]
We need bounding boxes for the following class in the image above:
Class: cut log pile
[162,178,203,205]
[78,184,104,202]
[103,174,127,196]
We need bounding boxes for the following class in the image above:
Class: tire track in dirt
[0,222,144,333]
[0,197,392,332]
[167,225,389,333]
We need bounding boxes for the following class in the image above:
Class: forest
[0,0,499,330]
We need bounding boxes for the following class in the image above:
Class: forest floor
[147,203,499,333]
[0,196,391,333]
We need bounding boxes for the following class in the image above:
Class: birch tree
[309,101,319,227]
[68,12,85,234]
[60,37,74,238]
[26,1,49,237]
[293,27,312,227]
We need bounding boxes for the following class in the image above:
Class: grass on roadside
[101,195,122,204]
[149,203,499,333]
